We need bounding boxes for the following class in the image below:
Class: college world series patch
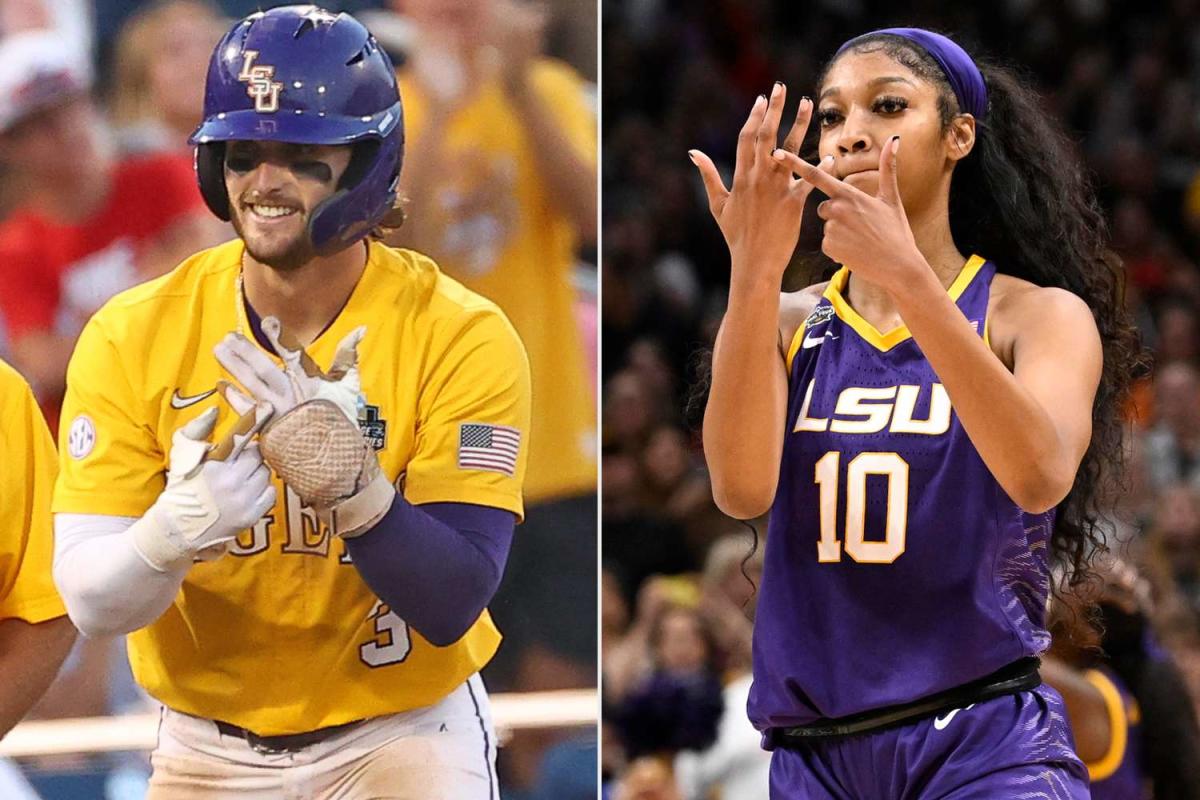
[358,404,387,451]
[458,423,521,476]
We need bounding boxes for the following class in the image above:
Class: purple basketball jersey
[749,257,1053,730]
[1087,666,1146,800]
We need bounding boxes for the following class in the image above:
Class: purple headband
[836,27,987,119]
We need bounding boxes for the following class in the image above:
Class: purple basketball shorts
[768,685,1090,799]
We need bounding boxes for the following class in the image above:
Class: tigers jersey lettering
[54,240,530,736]
[0,359,65,624]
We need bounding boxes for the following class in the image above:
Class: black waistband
[213,717,367,754]
[768,657,1042,745]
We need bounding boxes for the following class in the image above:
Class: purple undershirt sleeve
[343,496,515,647]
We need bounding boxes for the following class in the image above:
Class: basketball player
[692,28,1141,797]
[1044,557,1200,798]
[51,7,529,798]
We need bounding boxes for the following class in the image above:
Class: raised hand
[689,82,831,286]
[773,135,923,293]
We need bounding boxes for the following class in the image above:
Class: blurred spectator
[1155,301,1200,366]
[1,0,92,56]
[0,30,223,427]
[391,0,597,508]
[672,534,769,800]
[604,369,666,454]
[612,756,683,800]
[1143,484,1200,620]
[108,0,225,155]
[611,601,724,760]
[602,451,695,595]
[1141,362,1200,492]
[640,424,717,541]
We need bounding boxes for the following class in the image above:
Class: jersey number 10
[814,451,909,563]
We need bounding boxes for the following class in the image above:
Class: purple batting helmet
[190,5,404,256]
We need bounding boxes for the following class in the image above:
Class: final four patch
[805,304,835,328]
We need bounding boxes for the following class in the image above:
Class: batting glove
[132,403,277,572]
[214,318,395,538]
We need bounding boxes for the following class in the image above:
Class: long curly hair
[809,33,1148,591]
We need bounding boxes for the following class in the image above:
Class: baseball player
[51,6,529,799]
[0,358,75,736]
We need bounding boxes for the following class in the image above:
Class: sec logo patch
[67,415,96,460]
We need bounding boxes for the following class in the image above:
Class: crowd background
[602,0,1200,797]
[0,1,597,799]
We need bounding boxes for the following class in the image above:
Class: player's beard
[230,204,318,272]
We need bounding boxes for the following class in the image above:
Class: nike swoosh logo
[801,332,839,349]
[933,704,975,730]
[170,388,218,409]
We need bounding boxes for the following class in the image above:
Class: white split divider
[0,689,597,757]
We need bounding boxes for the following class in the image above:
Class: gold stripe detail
[1083,668,1129,782]
[785,316,809,375]
[823,255,987,353]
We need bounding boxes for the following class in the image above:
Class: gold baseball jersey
[398,58,596,503]
[0,358,65,624]
[54,239,530,736]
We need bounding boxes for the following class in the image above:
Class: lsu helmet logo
[237,50,283,113]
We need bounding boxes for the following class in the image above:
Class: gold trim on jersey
[823,255,987,353]
[1082,668,1129,782]
[785,316,809,375]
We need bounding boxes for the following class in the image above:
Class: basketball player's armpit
[343,499,514,647]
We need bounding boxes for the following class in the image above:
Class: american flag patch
[458,423,521,476]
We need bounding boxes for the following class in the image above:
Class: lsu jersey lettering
[0,359,65,624]
[54,240,530,736]
[749,256,1053,730]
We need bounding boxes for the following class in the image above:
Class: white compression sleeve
[53,513,189,637]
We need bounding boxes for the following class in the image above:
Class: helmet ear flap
[195,142,231,221]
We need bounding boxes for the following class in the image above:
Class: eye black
[294,162,333,183]
[225,155,256,174]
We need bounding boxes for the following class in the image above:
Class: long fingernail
[687,150,698,163]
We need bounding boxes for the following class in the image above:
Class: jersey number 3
[814,451,909,563]
[360,600,412,667]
